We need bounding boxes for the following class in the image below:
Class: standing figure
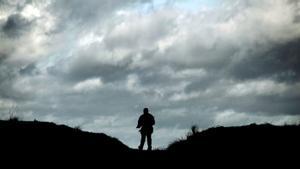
[136,108,155,151]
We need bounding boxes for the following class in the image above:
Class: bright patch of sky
[153,0,221,11]
[129,0,221,14]
[174,0,220,11]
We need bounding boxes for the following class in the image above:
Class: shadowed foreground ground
[0,119,299,167]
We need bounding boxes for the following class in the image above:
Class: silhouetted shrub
[74,125,82,131]
[8,115,20,122]
[187,125,199,137]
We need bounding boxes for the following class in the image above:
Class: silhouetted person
[136,108,155,151]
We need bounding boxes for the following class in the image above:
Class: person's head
[143,108,149,114]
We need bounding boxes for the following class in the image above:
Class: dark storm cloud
[48,49,132,83]
[228,38,300,82]
[1,14,32,38]
[232,95,300,115]
[19,63,40,76]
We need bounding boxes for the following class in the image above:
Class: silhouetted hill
[167,123,300,163]
[0,119,130,159]
[1,120,299,167]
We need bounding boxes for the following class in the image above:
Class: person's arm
[136,116,142,128]
[152,116,155,126]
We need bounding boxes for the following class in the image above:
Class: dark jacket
[137,113,155,134]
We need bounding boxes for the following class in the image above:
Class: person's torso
[140,114,154,128]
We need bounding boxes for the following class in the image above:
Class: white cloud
[161,66,207,79]
[169,91,202,102]
[78,32,104,47]
[226,79,288,97]
[21,4,42,20]
[73,77,103,92]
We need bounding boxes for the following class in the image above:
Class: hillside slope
[167,123,300,160]
[1,120,299,166]
[0,120,129,155]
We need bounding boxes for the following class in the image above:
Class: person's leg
[139,133,146,150]
[147,133,152,151]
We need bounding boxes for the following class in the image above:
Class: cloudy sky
[1,0,300,148]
